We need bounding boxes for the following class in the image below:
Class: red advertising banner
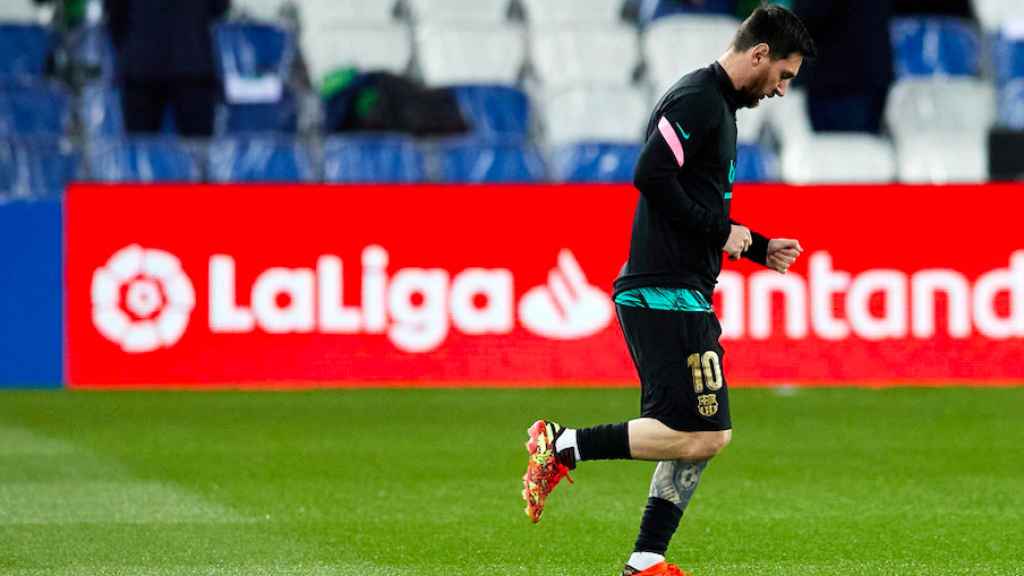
[65,183,1024,387]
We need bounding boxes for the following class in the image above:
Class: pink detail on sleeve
[657,116,685,167]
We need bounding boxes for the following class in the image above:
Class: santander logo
[91,245,612,354]
[91,245,196,353]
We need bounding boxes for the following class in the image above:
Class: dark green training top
[613,62,769,301]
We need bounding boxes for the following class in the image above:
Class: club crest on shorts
[697,393,719,417]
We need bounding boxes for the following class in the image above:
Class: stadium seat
[0,0,38,22]
[416,25,526,86]
[997,79,1024,129]
[735,143,778,183]
[541,87,648,145]
[992,28,1024,85]
[81,85,123,138]
[233,0,291,22]
[643,15,739,94]
[296,0,397,27]
[764,89,813,145]
[0,82,69,136]
[891,17,981,78]
[217,89,299,134]
[452,85,530,138]
[521,0,624,24]
[973,0,1020,32]
[895,131,988,184]
[529,25,640,89]
[736,103,768,144]
[436,139,546,183]
[65,25,116,83]
[207,136,314,182]
[639,0,737,24]
[0,138,79,199]
[87,138,201,183]
[302,24,412,85]
[215,23,294,104]
[551,142,640,183]
[781,134,896,184]
[407,0,511,23]
[0,24,53,82]
[885,77,995,135]
[322,135,425,183]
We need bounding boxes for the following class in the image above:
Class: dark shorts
[616,304,731,432]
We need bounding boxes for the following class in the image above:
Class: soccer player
[521,6,817,576]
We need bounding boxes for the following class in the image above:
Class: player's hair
[732,3,817,61]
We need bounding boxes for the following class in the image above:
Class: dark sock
[633,497,683,556]
[576,422,631,461]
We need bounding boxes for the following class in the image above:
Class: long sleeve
[731,219,769,265]
[633,92,731,249]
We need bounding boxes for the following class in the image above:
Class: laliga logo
[91,245,196,353]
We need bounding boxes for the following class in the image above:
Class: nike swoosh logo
[674,122,691,140]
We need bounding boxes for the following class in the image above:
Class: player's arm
[633,93,732,248]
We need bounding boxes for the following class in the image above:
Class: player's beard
[739,86,763,109]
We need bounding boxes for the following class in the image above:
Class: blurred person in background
[104,0,229,136]
[792,0,893,134]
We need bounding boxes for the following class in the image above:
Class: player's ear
[751,43,771,66]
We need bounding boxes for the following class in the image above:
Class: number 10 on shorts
[686,351,722,393]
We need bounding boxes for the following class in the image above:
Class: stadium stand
[452,85,531,138]
[895,130,989,183]
[541,87,648,145]
[736,105,769,144]
[993,24,1024,128]
[87,138,202,183]
[214,22,298,133]
[551,142,642,183]
[0,0,38,23]
[885,77,996,134]
[639,0,738,23]
[0,24,53,82]
[781,134,897,184]
[643,15,739,94]
[528,25,640,89]
[407,0,512,24]
[302,25,411,87]
[323,135,426,183]
[233,0,291,23]
[0,82,70,137]
[65,24,116,84]
[206,136,314,182]
[890,17,981,77]
[416,24,526,86]
[735,143,779,183]
[972,0,1019,32]
[295,0,397,27]
[764,89,814,146]
[436,138,546,183]
[0,138,79,199]
[520,0,625,24]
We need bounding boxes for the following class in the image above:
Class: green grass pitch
[1,386,1022,575]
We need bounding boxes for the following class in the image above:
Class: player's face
[744,52,803,109]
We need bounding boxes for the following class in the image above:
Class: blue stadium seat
[436,139,547,183]
[323,136,425,183]
[66,25,117,83]
[639,0,737,24]
[81,85,123,138]
[87,138,201,183]
[552,142,640,183]
[207,137,313,182]
[993,32,1024,85]
[735,143,778,183]
[997,79,1024,129]
[452,85,530,138]
[0,82,69,136]
[891,17,981,78]
[214,22,297,134]
[0,138,79,199]
[0,24,53,82]
[217,88,299,134]
[215,22,294,79]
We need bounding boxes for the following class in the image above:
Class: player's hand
[723,225,752,260]
[766,238,803,274]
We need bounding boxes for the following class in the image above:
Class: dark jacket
[104,0,230,80]
[793,0,894,94]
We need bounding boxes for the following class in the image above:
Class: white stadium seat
[541,87,649,145]
[296,0,396,27]
[529,25,639,89]
[764,89,813,145]
[521,0,625,24]
[407,0,511,24]
[886,77,996,136]
[972,0,1021,31]
[416,25,526,86]
[0,0,39,22]
[896,131,988,184]
[302,25,412,84]
[781,134,896,184]
[233,0,290,22]
[643,15,739,95]
[736,104,769,144]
